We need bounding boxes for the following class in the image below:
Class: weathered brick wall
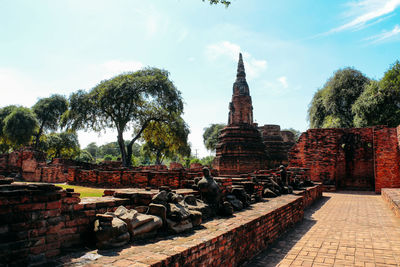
[157,196,306,266]
[294,185,323,208]
[1,181,323,266]
[67,168,202,189]
[0,149,46,177]
[289,128,376,190]
[0,183,132,266]
[374,127,400,193]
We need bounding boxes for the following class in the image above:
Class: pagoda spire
[236,53,246,79]
[233,53,249,96]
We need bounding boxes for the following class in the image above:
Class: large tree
[85,142,98,159]
[2,107,38,148]
[203,123,226,152]
[45,132,80,159]
[63,68,184,167]
[32,94,68,148]
[308,68,370,128]
[142,117,191,165]
[353,61,400,127]
[0,105,17,152]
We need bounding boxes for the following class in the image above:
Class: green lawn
[16,182,104,198]
[55,184,104,198]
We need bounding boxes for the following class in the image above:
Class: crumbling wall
[289,126,400,192]
[374,126,400,193]
[0,183,133,266]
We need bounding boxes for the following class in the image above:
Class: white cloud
[365,24,400,42]
[260,76,296,96]
[205,41,267,79]
[278,76,288,88]
[330,0,400,33]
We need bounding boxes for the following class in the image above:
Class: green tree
[3,107,38,148]
[0,105,17,152]
[204,0,231,6]
[98,142,120,158]
[308,68,370,128]
[85,142,98,159]
[75,149,94,162]
[353,61,400,127]
[46,132,80,159]
[203,123,226,152]
[32,94,68,148]
[142,117,191,165]
[200,156,215,166]
[63,68,184,167]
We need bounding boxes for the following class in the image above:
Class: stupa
[214,53,268,175]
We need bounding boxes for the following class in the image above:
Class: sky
[1,0,399,158]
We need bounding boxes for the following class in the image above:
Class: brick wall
[0,182,322,266]
[289,127,378,191]
[149,186,322,266]
[374,127,400,193]
[0,183,132,266]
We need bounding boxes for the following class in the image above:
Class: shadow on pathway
[241,195,331,267]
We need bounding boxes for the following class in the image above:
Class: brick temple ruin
[1,53,400,266]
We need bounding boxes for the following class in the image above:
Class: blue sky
[1,0,399,157]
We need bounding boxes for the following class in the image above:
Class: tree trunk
[155,150,161,165]
[126,142,133,167]
[34,124,44,149]
[117,130,128,167]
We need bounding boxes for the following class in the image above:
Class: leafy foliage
[308,68,370,128]
[32,94,68,147]
[63,68,184,167]
[200,156,215,166]
[85,142,98,158]
[203,0,231,6]
[45,132,80,159]
[203,123,226,152]
[3,107,38,148]
[353,61,400,127]
[0,105,17,152]
[75,149,94,162]
[142,117,191,165]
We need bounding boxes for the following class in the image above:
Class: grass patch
[55,184,104,198]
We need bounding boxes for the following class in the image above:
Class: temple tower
[228,53,253,125]
[214,53,268,175]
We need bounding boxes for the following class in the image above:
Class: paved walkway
[244,192,400,267]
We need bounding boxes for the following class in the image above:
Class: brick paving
[244,191,400,267]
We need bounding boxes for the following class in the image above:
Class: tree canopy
[63,67,185,167]
[204,0,231,6]
[203,123,226,152]
[0,105,18,152]
[45,132,80,159]
[2,107,38,148]
[142,117,191,165]
[353,61,400,128]
[32,94,68,147]
[308,68,370,128]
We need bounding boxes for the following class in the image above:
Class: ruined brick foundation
[289,125,400,193]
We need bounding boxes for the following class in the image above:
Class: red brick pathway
[244,191,400,267]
